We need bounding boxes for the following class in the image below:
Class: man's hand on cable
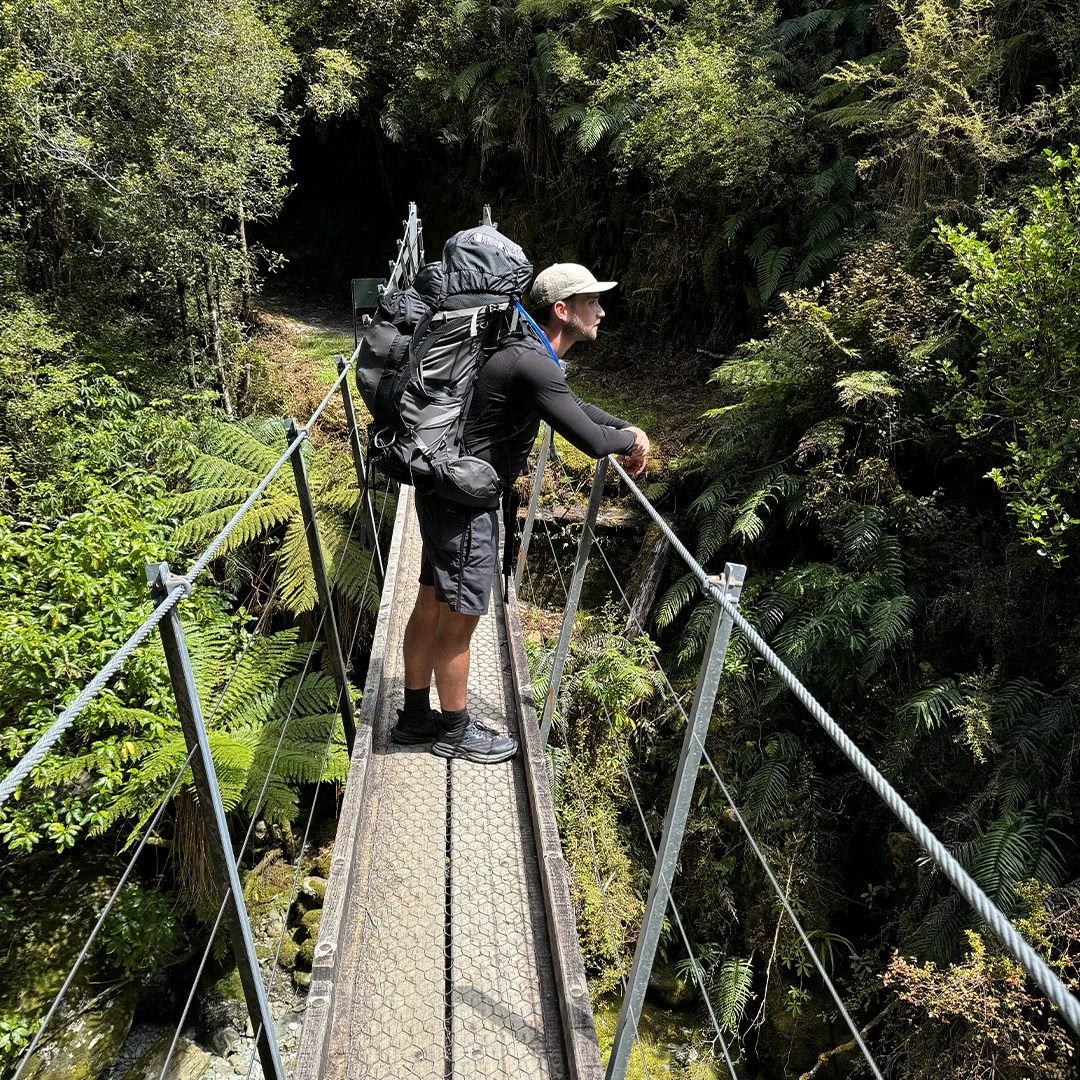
[619,426,650,478]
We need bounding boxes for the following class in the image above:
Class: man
[392,263,650,763]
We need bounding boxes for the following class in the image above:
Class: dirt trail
[257,282,356,339]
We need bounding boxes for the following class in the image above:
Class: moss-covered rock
[594,993,726,1080]
[300,908,322,938]
[647,962,696,1007]
[299,876,326,907]
[297,936,316,967]
[310,853,333,878]
[197,964,246,1033]
[21,979,139,1080]
[754,977,854,1080]
[121,1033,210,1080]
[293,970,312,990]
[0,852,122,1022]
[276,935,300,970]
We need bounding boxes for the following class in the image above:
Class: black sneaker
[390,708,441,745]
[431,720,518,764]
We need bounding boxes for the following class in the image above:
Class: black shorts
[415,492,498,616]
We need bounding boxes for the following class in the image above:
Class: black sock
[404,686,431,722]
[439,705,469,737]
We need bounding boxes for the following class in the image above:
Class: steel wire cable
[524,521,655,1080]
[1,361,359,809]
[587,529,855,1077]
[233,467,367,865]
[525,458,872,1070]
[157,892,232,1080]
[605,457,1080,1038]
[10,746,198,1080]
[171,465,374,1080]
[159,421,373,1080]
[8,353,372,1080]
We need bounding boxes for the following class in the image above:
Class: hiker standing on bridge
[393,263,650,764]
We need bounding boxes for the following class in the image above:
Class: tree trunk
[237,198,252,324]
[178,276,197,389]
[623,523,672,639]
[205,259,233,418]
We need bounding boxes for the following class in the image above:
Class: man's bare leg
[403,584,440,692]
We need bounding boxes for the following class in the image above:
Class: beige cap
[530,263,617,306]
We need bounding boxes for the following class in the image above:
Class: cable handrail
[1,357,361,810]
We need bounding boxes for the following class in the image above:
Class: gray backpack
[356,225,533,507]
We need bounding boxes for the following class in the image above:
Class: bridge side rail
[515,441,1080,1080]
[0,341,384,1080]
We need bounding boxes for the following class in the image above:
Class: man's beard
[565,309,597,340]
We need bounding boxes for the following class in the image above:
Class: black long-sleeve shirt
[464,332,636,482]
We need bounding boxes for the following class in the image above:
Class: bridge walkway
[295,486,599,1080]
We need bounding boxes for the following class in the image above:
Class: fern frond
[714,956,754,1033]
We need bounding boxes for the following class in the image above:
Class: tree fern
[171,418,379,619]
[77,619,348,854]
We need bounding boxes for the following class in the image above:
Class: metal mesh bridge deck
[294,487,602,1080]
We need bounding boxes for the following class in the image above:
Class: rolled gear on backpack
[356,225,533,507]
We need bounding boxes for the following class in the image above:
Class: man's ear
[552,298,570,324]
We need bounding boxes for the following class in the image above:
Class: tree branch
[797,1001,894,1080]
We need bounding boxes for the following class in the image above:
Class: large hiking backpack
[356,225,533,507]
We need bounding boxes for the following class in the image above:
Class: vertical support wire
[284,418,356,752]
[157,893,232,1080]
[8,746,198,1080]
[518,525,654,1080]
[588,531,884,1079]
[540,456,608,745]
[514,425,552,594]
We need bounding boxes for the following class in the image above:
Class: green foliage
[171,418,385,617]
[939,146,1080,563]
[817,0,1046,216]
[713,955,754,1034]
[884,888,1080,1080]
[98,619,350,843]
[0,0,294,308]
[96,882,178,977]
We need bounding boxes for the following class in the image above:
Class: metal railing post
[335,354,385,588]
[144,562,285,1080]
[606,563,746,1080]
[514,425,552,595]
[539,455,608,746]
[283,418,357,753]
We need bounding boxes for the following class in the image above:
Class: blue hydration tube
[514,301,561,368]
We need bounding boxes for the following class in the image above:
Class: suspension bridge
[4,206,1080,1080]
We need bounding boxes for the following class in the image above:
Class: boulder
[293,970,312,990]
[299,877,326,907]
[275,935,300,970]
[647,962,696,1007]
[296,936,316,967]
[310,853,333,878]
[121,1034,211,1080]
[197,966,246,1034]
[208,1025,240,1057]
[300,908,322,938]
[20,979,140,1080]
